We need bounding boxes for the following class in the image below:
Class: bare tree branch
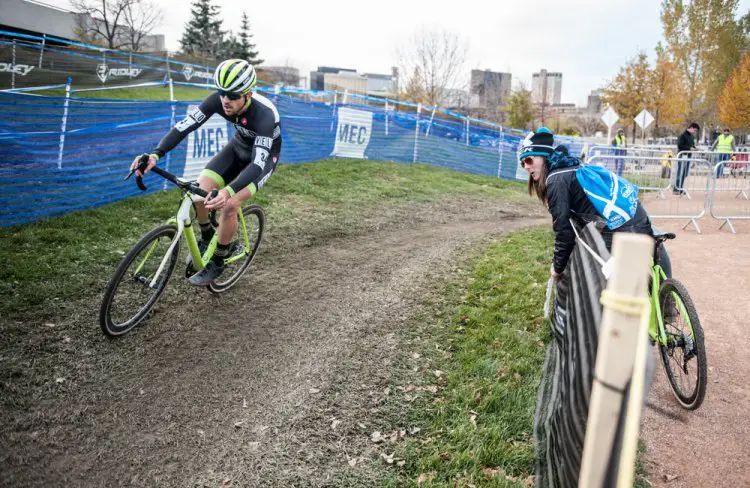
[122,0,162,51]
[71,0,160,51]
[399,27,469,107]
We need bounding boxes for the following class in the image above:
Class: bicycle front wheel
[99,224,180,336]
[658,278,708,410]
[209,204,265,294]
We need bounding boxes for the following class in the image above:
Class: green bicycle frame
[170,192,251,271]
[649,262,694,346]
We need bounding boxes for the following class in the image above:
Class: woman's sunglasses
[520,156,534,168]
[217,90,243,100]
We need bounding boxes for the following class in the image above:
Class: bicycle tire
[658,278,708,410]
[208,204,265,294]
[99,224,180,336]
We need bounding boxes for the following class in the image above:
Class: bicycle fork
[144,194,199,288]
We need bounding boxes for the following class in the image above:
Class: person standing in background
[710,126,720,146]
[611,128,627,176]
[711,127,736,178]
[674,123,699,195]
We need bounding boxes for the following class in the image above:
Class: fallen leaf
[309,388,321,394]
[417,472,436,484]
[358,423,366,429]
[496,367,510,377]
[409,427,421,435]
[493,339,501,344]
[331,419,341,430]
[371,431,383,443]
[347,457,357,467]
[380,452,395,464]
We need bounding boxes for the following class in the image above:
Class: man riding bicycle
[131,59,282,285]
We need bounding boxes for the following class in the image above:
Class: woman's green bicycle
[648,230,707,410]
[99,161,264,337]
[544,229,707,410]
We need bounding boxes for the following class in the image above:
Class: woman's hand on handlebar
[130,153,158,177]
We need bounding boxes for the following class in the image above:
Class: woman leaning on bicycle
[519,127,672,279]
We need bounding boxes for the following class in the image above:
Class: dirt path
[0,201,543,487]
[642,220,750,488]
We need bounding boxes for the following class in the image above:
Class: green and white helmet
[213,59,257,94]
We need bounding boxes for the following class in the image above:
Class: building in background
[549,103,579,117]
[0,0,164,52]
[310,66,356,90]
[531,69,562,105]
[587,88,604,113]
[469,69,512,109]
[310,66,398,96]
[364,67,398,97]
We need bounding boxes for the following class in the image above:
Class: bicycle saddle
[651,227,676,241]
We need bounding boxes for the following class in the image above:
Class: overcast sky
[43,0,750,106]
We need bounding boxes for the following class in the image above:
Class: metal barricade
[709,159,750,233]
[587,146,676,171]
[587,155,711,233]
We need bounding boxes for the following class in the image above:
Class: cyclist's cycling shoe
[189,259,225,286]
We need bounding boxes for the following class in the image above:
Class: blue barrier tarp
[0,90,556,227]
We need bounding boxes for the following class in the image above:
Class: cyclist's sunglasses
[217,90,243,100]
[520,156,534,168]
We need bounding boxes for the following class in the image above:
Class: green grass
[384,228,554,487]
[0,159,527,322]
[37,85,215,101]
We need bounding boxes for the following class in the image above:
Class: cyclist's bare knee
[223,198,241,217]
[198,175,220,192]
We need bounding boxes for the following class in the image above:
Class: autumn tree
[505,85,534,131]
[602,52,651,139]
[717,54,750,128]
[661,0,746,121]
[399,28,469,107]
[649,43,687,134]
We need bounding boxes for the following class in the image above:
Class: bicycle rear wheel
[658,278,708,410]
[209,204,265,293]
[99,225,180,336]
